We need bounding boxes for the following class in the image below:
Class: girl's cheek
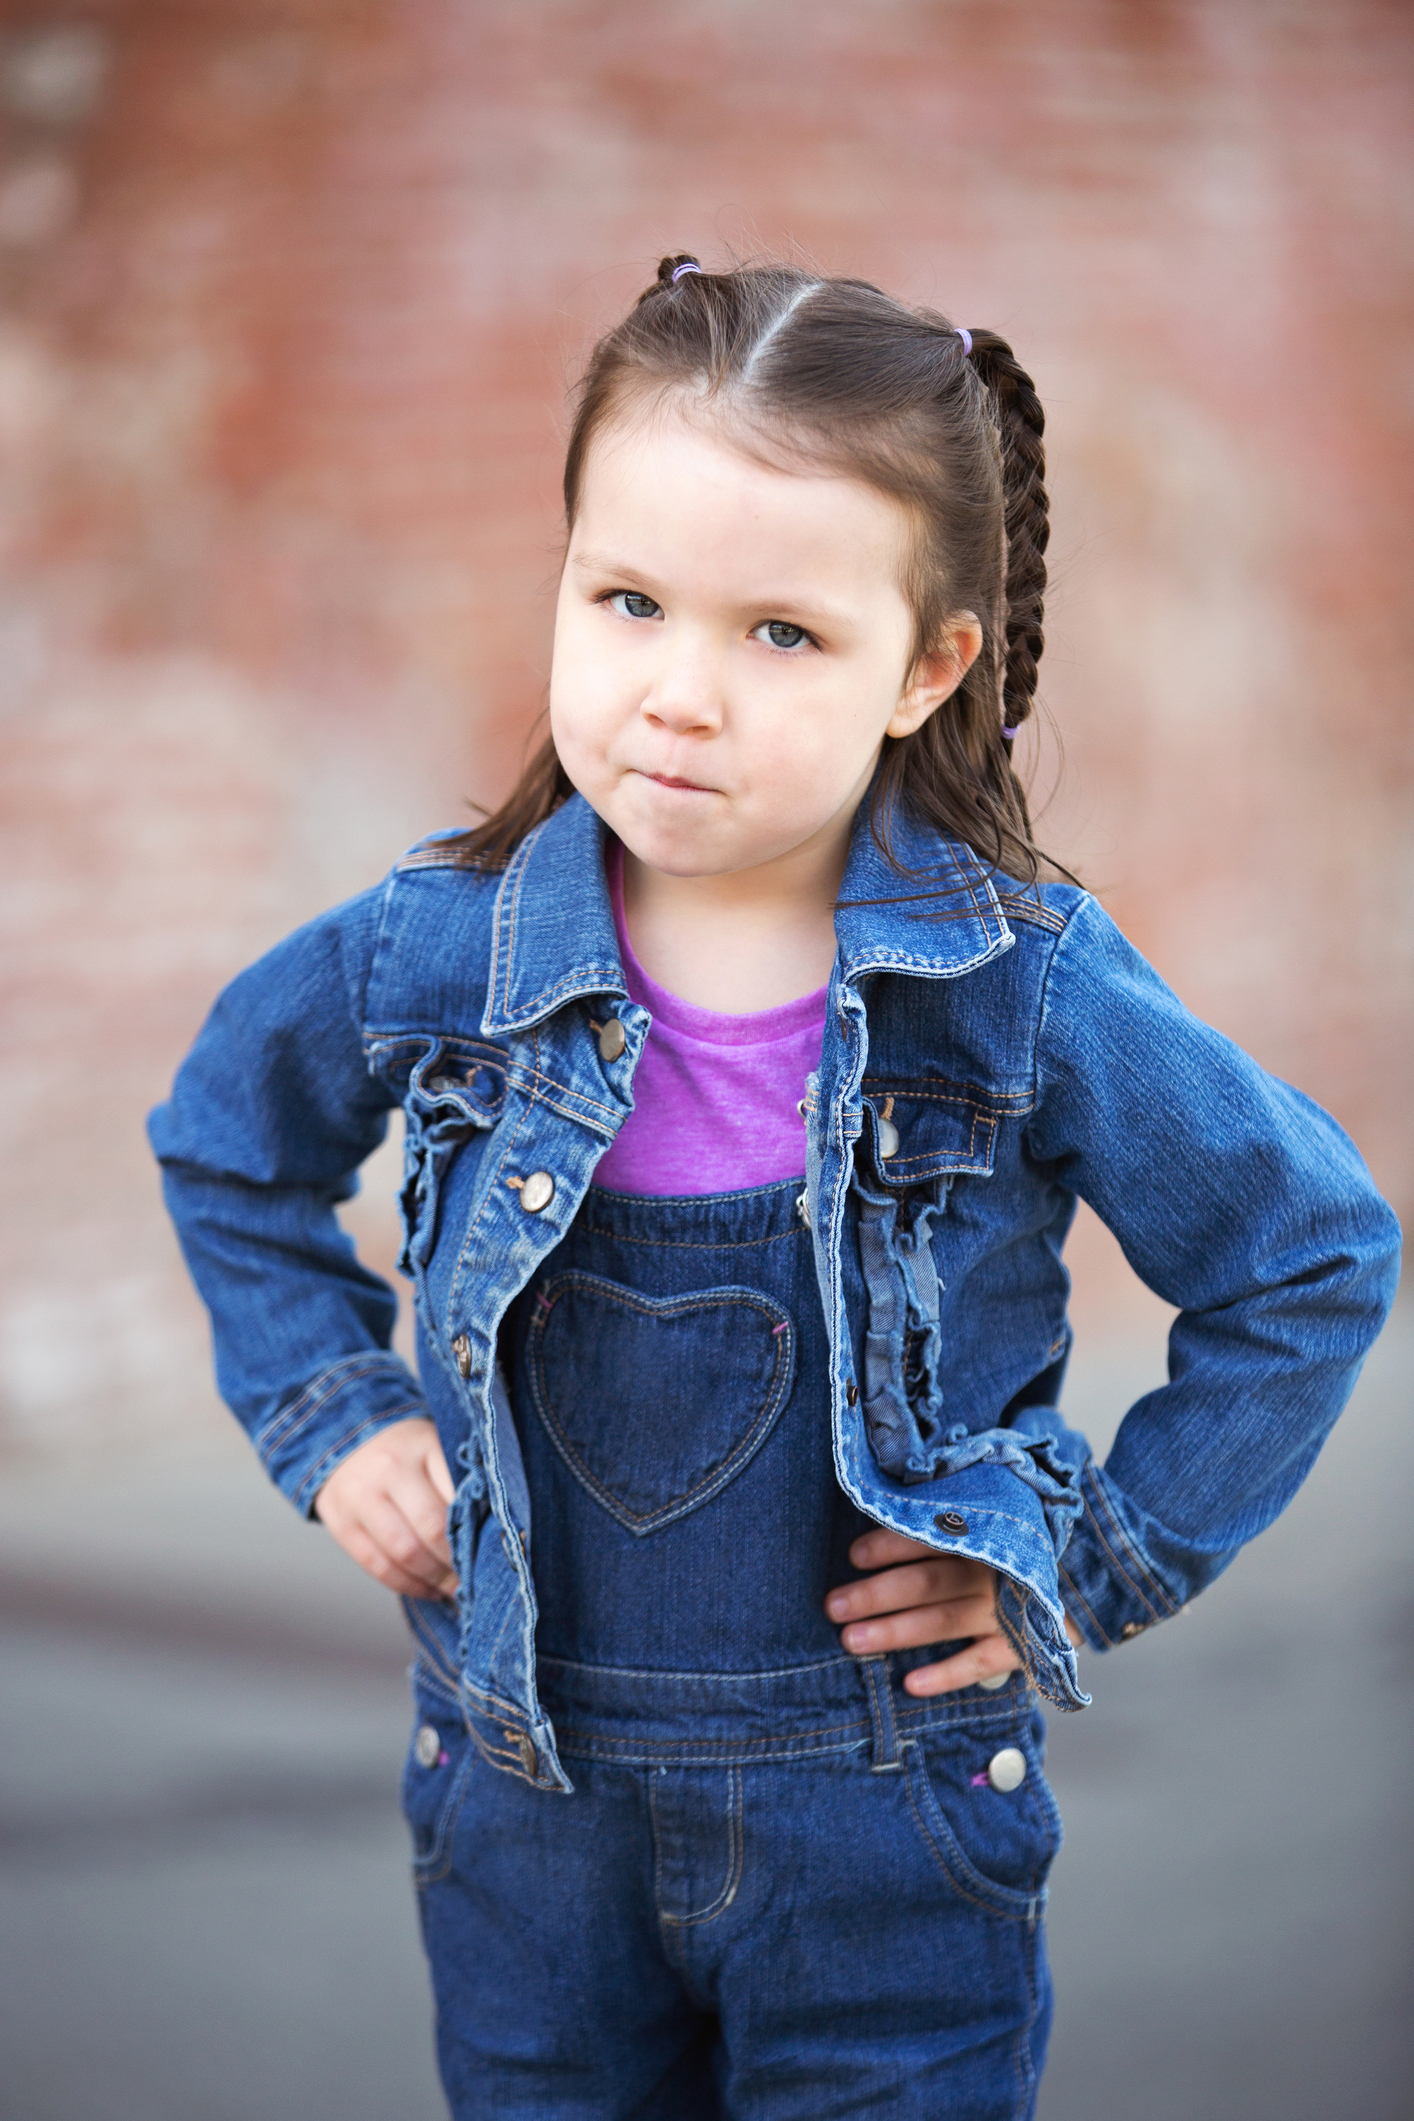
[551,675,618,764]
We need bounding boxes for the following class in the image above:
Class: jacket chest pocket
[860,1074,1014,1188]
[523,1272,796,1534]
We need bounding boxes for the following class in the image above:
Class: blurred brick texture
[1,1,1409,1463]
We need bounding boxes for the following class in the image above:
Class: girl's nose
[640,640,724,737]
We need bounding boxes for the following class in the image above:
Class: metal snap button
[414,1724,442,1769]
[795,1190,811,1228]
[987,1746,1027,1792]
[845,1381,859,1406]
[877,1116,900,1159]
[595,1017,626,1062]
[934,1510,969,1535]
[516,1734,537,1776]
[518,1170,555,1214]
[452,1333,472,1379]
[976,1672,1009,1692]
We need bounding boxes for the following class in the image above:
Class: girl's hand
[825,1527,1082,1695]
[314,1417,458,1601]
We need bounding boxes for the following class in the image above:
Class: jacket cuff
[1057,1461,1198,1651]
[252,1353,430,1516]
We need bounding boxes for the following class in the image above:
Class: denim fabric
[150,788,1403,1788]
[506,1176,873,1671]
[404,1619,1057,2119]
[393,1176,1056,2114]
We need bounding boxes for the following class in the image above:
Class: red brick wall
[2,2,1409,1460]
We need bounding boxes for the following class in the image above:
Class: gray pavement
[1,1313,1409,2120]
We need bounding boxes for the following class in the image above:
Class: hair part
[455,253,1070,890]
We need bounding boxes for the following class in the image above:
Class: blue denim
[150,786,1402,1789]
[403,1639,1057,2119]
[505,1176,872,1671]
[395,1174,1057,2114]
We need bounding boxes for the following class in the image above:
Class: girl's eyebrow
[748,591,852,630]
[570,549,650,578]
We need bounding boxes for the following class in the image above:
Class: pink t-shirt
[594,847,828,1198]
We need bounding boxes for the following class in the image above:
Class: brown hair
[453,254,1065,887]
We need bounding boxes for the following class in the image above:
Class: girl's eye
[607,590,662,621]
[753,620,812,652]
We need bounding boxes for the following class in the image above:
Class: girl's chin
[616,827,731,879]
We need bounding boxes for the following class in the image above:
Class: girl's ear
[887,612,984,739]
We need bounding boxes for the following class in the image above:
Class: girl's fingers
[848,1527,937,1568]
[423,1436,457,1507]
[387,1464,456,1568]
[828,1565,935,1622]
[359,1493,458,1598]
[313,1419,460,1600]
[827,1544,1008,1671]
[903,1638,1022,1696]
[827,1558,973,1623]
[333,1517,450,1601]
[837,1593,997,1656]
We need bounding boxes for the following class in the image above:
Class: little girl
[151,256,1400,2119]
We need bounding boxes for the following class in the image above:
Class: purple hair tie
[956,327,973,356]
[1001,723,1019,739]
[671,261,702,284]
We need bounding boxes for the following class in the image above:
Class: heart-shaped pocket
[523,1272,795,1535]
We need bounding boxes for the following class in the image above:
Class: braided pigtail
[966,330,1049,748]
[871,319,1055,882]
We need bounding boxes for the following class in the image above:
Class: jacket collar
[480,790,1012,1037]
[832,793,1013,985]
[481,793,626,1035]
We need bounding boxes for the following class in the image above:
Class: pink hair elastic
[672,261,702,284]
[956,327,973,355]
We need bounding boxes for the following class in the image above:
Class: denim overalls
[404,1172,1062,2118]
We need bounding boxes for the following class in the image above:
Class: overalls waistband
[534,1647,1031,1768]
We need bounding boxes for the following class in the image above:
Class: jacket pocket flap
[862,1077,1011,1182]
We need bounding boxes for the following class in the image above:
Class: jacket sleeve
[1026,894,1402,1650]
[148,882,428,1514]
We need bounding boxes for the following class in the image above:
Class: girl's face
[550,404,971,886]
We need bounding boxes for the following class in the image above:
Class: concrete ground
[1,1314,1409,2121]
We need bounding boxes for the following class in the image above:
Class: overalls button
[516,1734,537,1775]
[977,1672,1010,1692]
[519,1171,556,1213]
[935,1510,969,1535]
[846,1382,859,1405]
[987,1746,1027,1792]
[414,1724,442,1769]
[877,1116,900,1159]
[596,1017,626,1062]
[452,1334,472,1378]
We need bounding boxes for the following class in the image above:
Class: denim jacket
[150,792,1400,1790]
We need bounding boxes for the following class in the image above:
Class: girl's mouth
[643,771,716,794]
